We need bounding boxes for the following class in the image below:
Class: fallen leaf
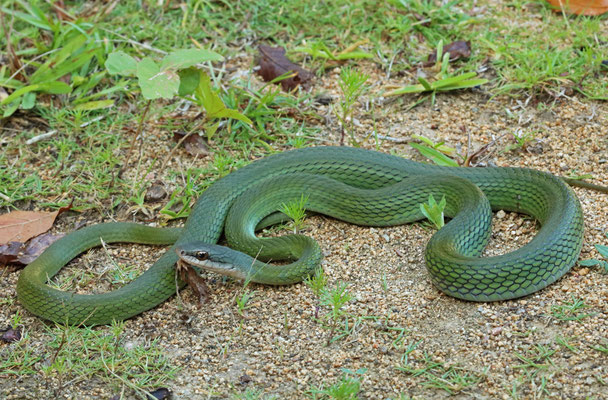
[1,326,22,343]
[0,242,22,265]
[172,131,210,156]
[546,0,608,15]
[0,233,65,266]
[177,260,210,305]
[19,233,65,265]
[0,203,72,244]
[147,388,172,400]
[145,183,167,202]
[256,45,313,91]
[426,40,471,65]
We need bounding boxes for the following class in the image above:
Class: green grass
[0,319,178,397]
[2,0,607,211]
[550,296,595,322]
[396,344,487,395]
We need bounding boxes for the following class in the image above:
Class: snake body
[17,147,584,325]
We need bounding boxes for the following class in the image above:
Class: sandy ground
[1,72,607,399]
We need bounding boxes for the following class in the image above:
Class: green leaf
[596,244,608,258]
[418,77,433,91]
[2,99,21,118]
[411,134,435,147]
[420,194,446,229]
[432,72,478,89]
[195,71,252,124]
[409,143,459,167]
[0,81,71,106]
[21,92,36,109]
[37,81,72,94]
[105,51,138,76]
[178,67,201,96]
[436,79,489,91]
[385,84,426,96]
[73,99,114,111]
[160,49,223,71]
[136,57,180,100]
[30,34,88,83]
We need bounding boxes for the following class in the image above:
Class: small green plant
[294,40,373,63]
[304,268,328,297]
[550,296,595,321]
[420,194,447,229]
[335,67,369,145]
[386,40,488,106]
[513,345,556,373]
[396,348,486,394]
[555,336,579,353]
[319,282,353,344]
[308,368,366,400]
[409,135,461,167]
[280,194,309,233]
[578,233,608,274]
[504,129,538,153]
[235,288,256,317]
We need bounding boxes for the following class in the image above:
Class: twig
[376,134,409,143]
[25,130,57,145]
[25,116,105,145]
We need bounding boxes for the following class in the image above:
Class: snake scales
[17,147,584,325]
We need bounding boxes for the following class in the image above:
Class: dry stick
[118,100,152,178]
[463,133,507,167]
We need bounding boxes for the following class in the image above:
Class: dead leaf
[0,233,64,266]
[0,203,72,244]
[426,40,472,65]
[177,260,210,305]
[147,388,172,400]
[0,242,22,265]
[546,0,608,15]
[19,233,65,264]
[172,131,210,157]
[145,183,167,202]
[256,45,313,91]
[1,326,22,343]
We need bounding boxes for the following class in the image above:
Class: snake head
[175,242,248,280]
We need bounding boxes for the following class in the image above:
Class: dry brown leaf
[0,203,72,244]
[256,45,313,91]
[1,326,22,343]
[1,233,65,266]
[426,40,472,65]
[546,0,608,15]
[172,131,210,157]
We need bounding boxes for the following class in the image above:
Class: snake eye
[195,251,209,260]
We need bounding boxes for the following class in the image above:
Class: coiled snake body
[17,147,584,325]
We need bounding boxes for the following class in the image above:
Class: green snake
[17,146,585,325]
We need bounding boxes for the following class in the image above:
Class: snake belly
[17,146,584,325]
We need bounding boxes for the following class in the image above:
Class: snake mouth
[176,248,246,280]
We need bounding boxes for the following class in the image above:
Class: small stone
[578,268,589,276]
[491,327,503,336]
[497,210,506,219]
